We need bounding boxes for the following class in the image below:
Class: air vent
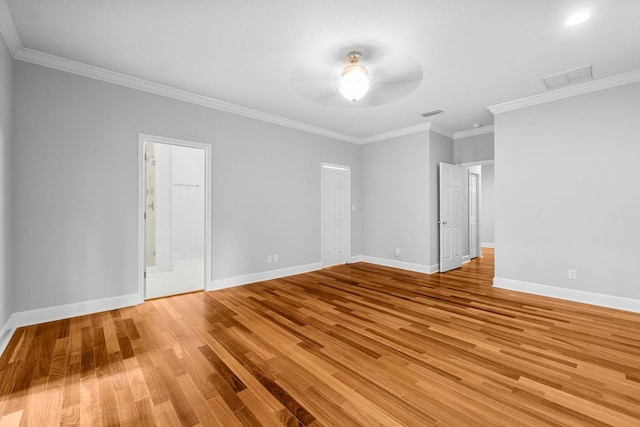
[543,65,593,90]
[421,109,444,118]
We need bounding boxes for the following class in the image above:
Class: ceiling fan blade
[289,43,424,108]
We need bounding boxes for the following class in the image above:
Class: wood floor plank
[1,249,640,425]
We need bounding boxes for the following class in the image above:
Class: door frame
[468,170,480,260]
[320,163,351,267]
[458,160,492,258]
[137,133,212,302]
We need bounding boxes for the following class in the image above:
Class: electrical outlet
[394,248,400,257]
[568,269,577,279]
[274,254,279,262]
[267,255,273,263]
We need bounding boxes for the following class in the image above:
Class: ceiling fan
[290,44,424,107]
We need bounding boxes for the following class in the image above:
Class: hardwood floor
[1,249,640,426]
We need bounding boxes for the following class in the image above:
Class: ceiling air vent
[543,65,593,90]
[421,109,444,118]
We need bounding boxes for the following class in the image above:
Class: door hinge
[144,212,146,220]
[144,271,146,279]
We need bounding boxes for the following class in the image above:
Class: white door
[469,172,479,259]
[439,162,463,272]
[321,164,350,267]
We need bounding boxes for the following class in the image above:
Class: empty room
[0,1,639,426]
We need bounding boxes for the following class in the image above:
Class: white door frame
[320,163,351,267]
[458,160,492,258]
[137,133,212,302]
[468,171,480,260]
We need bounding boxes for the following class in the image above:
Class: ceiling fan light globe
[339,64,370,102]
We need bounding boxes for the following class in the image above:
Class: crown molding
[0,0,22,56]
[453,125,494,140]
[13,47,361,144]
[457,159,494,167]
[429,123,455,139]
[488,69,640,114]
[359,122,433,144]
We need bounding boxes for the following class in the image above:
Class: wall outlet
[274,254,279,262]
[267,255,273,263]
[394,248,400,257]
[568,269,577,279]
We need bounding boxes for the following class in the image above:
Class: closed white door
[469,172,479,259]
[321,165,350,267]
[439,162,463,272]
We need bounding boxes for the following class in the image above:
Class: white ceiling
[3,0,640,140]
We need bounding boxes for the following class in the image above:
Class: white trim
[360,123,433,144]
[137,137,146,302]
[429,124,455,139]
[138,134,213,299]
[0,315,16,357]
[0,0,21,56]
[481,242,495,248]
[348,255,363,263]
[210,262,322,291]
[493,277,640,314]
[359,122,455,144]
[360,256,439,274]
[462,255,471,263]
[453,125,495,140]
[15,293,140,331]
[488,69,640,114]
[457,159,494,168]
[0,293,139,356]
[13,47,360,144]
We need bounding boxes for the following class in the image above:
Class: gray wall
[495,81,640,299]
[11,61,361,313]
[0,38,12,328]
[360,130,453,270]
[480,163,494,246]
[453,132,494,164]
[361,132,429,265]
[429,131,454,267]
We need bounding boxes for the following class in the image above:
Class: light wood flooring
[1,249,640,426]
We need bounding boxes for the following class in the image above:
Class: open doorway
[138,134,212,301]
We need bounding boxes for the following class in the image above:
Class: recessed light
[565,10,591,26]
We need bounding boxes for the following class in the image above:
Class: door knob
[439,220,447,225]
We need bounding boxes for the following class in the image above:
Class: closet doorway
[138,134,211,300]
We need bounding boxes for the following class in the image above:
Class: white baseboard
[12,293,141,327]
[209,262,323,291]
[0,293,140,358]
[493,277,640,314]
[481,242,495,248]
[360,256,439,274]
[0,315,16,358]
[348,255,363,263]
